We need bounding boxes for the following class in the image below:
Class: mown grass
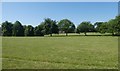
[2,36,118,69]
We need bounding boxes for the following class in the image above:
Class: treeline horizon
[2,15,120,36]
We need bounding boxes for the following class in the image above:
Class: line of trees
[1,15,120,36]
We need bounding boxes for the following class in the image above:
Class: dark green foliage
[114,15,120,35]
[44,18,51,35]
[104,15,120,35]
[12,21,24,36]
[34,23,44,36]
[94,15,120,35]
[94,22,103,32]
[107,19,117,35]
[58,19,75,36]
[51,21,59,34]
[99,22,108,34]
[77,22,94,35]
[2,15,120,36]
[2,21,13,36]
[43,18,59,36]
[0,27,2,36]
[24,25,34,36]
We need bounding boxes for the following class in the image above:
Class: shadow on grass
[45,34,119,37]
[2,33,120,37]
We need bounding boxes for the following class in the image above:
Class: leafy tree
[77,21,94,35]
[58,19,75,36]
[68,24,76,33]
[107,19,117,35]
[115,15,120,35]
[24,25,34,36]
[88,23,95,32]
[23,25,27,30]
[99,22,108,34]
[43,18,59,36]
[94,22,103,32]
[51,21,59,34]
[76,26,80,34]
[12,21,24,36]
[2,21,13,36]
[34,23,44,36]
[0,27,1,36]
[44,18,51,35]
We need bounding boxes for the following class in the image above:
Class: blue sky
[2,2,118,27]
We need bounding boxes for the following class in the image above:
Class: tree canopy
[34,23,44,36]
[58,19,75,36]
[77,21,94,35]
[1,15,120,36]
[42,18,59,36]
[12,21,24,36]
[24,25,34,36]
[2,21,13,36]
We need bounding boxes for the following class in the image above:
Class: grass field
[2,36,118,69]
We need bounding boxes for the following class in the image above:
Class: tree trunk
[50,34,52,36]
[111,30,114,36]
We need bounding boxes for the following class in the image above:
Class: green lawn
[2,36,118,69]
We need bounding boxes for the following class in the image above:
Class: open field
[2,36,118,69]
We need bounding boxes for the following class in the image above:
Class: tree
[76,26,80,34]
[12,21,24,36]
[88,23,95,32]
[114,15,120,35]
[77,21,94,35]
[2,21,13,36]
[107,19,117,35]
[99,22,108,34]
[0,27,2,36]
[58,19,75,36]
[51,21,59,34]
[43,18,59,36]
[68,24,76,33]
[24,25,34,36]
[44,18,51,35]
[94,22,103,32]
[34,23,44,36]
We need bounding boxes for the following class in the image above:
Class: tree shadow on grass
[47,34,119,37]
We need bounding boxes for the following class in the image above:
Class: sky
[1,0,119,2]
[2,2,118,27]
